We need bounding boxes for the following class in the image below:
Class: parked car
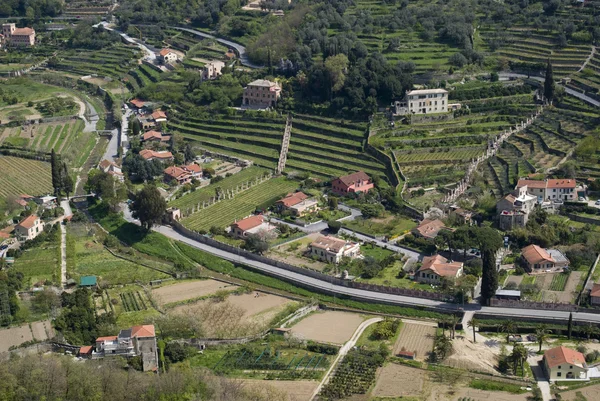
[595,200,600,206]
[579,196,586,201]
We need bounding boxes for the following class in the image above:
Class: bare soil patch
[393,322,436,361]
[560,383,600,401]
[505,275,523,287]
[30,320,53,341]
[444,336,501,374]
[82,76,110,86]
[236,379,318,401]
[290,311,364,344]
[269,233,329,271]
[0,324,34,352]
[372,362,426,398]
[152,279,236,305]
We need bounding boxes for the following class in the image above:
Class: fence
[170,221,449,302]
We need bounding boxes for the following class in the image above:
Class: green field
[180,177,299,231]
[169,166,270,211]
[12,233,60,286]
[0,156,53,198]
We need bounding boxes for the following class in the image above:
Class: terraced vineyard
[52,44,139,80]
[0,156,53,198]
[568,51,600,102]
[180,177,298,231]
[169,113,388,183]
[372,81,537,188]
[169,166,270,211]
[486,96,598,194]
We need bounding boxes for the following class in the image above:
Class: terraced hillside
[169,113,389,184]
[372,80,538,189]
[51,44,139,80]
[480,26,592,78]
[567,50,600,102]
[486,96,598,196]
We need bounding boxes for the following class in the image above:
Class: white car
[595,200,600,206]
[579,197,586,202]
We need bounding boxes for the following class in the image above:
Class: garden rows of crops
[180,177,298,232]
[0,156,53,198]
[169,166,269,210]
[119,291,149,312]
[53,45,139,80]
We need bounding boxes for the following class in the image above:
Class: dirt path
[60,223,67,288]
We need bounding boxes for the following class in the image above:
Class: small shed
[79,345,93,358]
[80,276,97,288]
[495,289,521,300]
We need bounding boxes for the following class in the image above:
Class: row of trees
[50,149,73,198]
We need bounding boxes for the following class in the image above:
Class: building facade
[15,215,44,241]
[158,49,178,64]
[521,244,569,272]
[275,192,319,216]
[394,89,449,115]
[416,254,463,284]
[242,79,281,108]
[496,185,538,230]
[202,61,225,80]
[92,325,159,372]
[331,171,374,196]
[516,178,577,201]
[543,346,588,381]
[310,235,361,264]
[2,24,35,47]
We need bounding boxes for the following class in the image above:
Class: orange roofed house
[2,23,35,47]
[416,254,463,284]
[141,130,170,143]
[92,325,158,372]
[412,219,449,240]
[543,346,588,381]
[309,235,361,264]
[230,215,277,239]
[140,149,173,162]
[590,283,600,306]
[158,48,178,64]
[275,192,319,216]
[15,215,44,241]
[516,178,577,201]
[164,163,202,185]
[521,244,569,272]
[331,171,374,196]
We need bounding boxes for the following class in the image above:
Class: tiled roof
[96,336,118,343]
[131,324,155,338]
[336,171,371,187]
[521,244,554,265]
[164,166,187,179]
[547,179,576,189]
[12,27,34,36]
[310,235,353,253]
[590,283,600,298]
[142,130,163,141]
[414,219,446,239]
[185,163,202,173]
[129,99,145,108]
[232,215,264,231]
[159,48,174,56]
[544,346,586,369]
[152,110,167,120]
[17,215,38,229]
[140,149,173,160]
[277,192,309,208]
[79,345,93,354]
[248,79,278,87]
[407,88,448,95]
[418,254,463,277]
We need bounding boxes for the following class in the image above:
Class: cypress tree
[50,149,60,196]
[481,250,498,306]
[568,312,573,339]
[544,59,555,104]
[62,162,73,198]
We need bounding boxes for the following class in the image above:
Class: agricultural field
[66,223,172,286]
[392,322,437,361]
[0,320,54,353]
[98,286,160,327]
[290,311,365,345]
[234,379,318,401]
[179,176,298,231]
[343,213,417,239]
[151,279,237,306]
[11,233,60,287]
[169,166,270,212]
[371,362,427,399]
[0,156,53,199]
[50,44,139,81]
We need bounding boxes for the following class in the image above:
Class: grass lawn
[356,319,403,351]
[12,236,60,286]
[356,262,433,291]
[67,224,171,286]
[343,214,417,238]
[361,243,394,261]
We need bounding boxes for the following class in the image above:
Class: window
[557,372,562,377]
[570,366,573,369]
[558,366,561,369]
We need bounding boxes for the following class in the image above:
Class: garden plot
[560,383,600,401]
[267,233,329,272]
[371,362,426,399]
[541,271,582,304]
[151,279,237,305]
[453,388,529,401]
[0,156,52,199]
[445,337,502,374]
[392,322,436,361]
[235,379,319,401]
[290,311,365,345]
[30,320,54,341]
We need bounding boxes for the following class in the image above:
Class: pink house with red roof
[331,171,374,196]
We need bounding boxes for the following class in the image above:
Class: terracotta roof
[414,219,446,239]
[547,179,576,189]
[418,254,463,278]
[129,99,145,108]
[185,163,202,173]
[407,88,448,95]
[95,336,118,343]
[232,215,264,231]
[20,194,34,199]
[590,283,600,298]
[310,235,354,253]
[79,345,93,354]
[159,48,174,56]
[12,27,34,36]
[544,346,586,369]
[131,324,155,338]
[517,179,547,189]
[0,231,10,239]
[142,130,163,141]
[164,166,188,179]
[277,192,309,208]
[152,110,167,120]
[17,215,39,229]
[336,171,371,187]
[521,244,554,265]
[140,149,173,160]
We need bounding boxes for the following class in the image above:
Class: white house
[158,49,178,64]
[394,89,449,115]
[415,254,463,284]
[15,215,44,241]
[309,235,360,264]
[543,346,588,381]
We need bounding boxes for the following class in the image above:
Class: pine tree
[544,59,555,104]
